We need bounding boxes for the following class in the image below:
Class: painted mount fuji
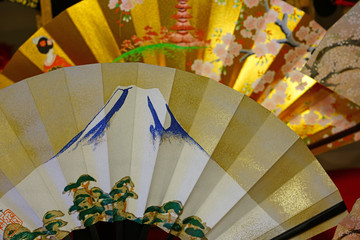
[2,86,224,240]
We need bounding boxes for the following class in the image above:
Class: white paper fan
[0,63,346,240]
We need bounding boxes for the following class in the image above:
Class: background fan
[1,0,360,156]
[0,63,347,239]
[302,1,360,106]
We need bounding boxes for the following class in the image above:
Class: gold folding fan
[0,63,346,239]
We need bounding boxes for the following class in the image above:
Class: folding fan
[302,1,360,106]
[1,0,360,155]
[333,198,360,240]
[0,63,347,239]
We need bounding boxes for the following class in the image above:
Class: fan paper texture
[1,0,360,155]
[333,198,360,240]
[302,1,360,106]
[0,63,346,239]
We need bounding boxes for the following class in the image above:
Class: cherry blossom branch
[275,14,301,47]
[239,49,254,61]
[303,39,360,78]
[337,229,360,240]
[319,67,360,87]
[264,0,270,12]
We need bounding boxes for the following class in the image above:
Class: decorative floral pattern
[108,0,144,25]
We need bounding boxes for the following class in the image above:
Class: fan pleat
[1,51,42,82]
[44,11,99,65]
[67,0,121,63]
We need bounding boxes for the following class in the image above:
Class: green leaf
[110,188,124,196]
[83,216,95,227]
[185,228,205,238]
[163,222,174,230]
[77,175,96,184]
[45,220,67,232]
[163,201,183,215]
[171,222,182,232]
[144,206,162,214]
[78,205,105,221]
[64,183,79,192]
[101,198,114,206]
[182,217,205,229]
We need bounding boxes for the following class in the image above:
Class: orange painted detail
[43,55,72,72]
[0,209,23,234]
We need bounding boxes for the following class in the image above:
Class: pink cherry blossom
[252,78,265,93]
[264,9,279,23]
[229,42,242,56]
[294,44,308,56]
[289,71,303,83]
[294,58,306,69]
[296,26,310,41]
[222,33,235,45]
[120,0,135,11]
[284,49,297,63]
[331,115,356,134]
[262,99,276,110]
[223,54,234,66]
[313,103,335,117]
[272,91,287,105]
[275,81,288,92]
[244,0,259,8]
[289,114,302,125]
[271,0,282,5]
[213,44,227,61]
[354,132,360,141]
[190,60,216,78]
[263,70,275,83]
[304,111,319,124]
[108,0,117,9]
[306,32,320,45]
[244,16,257,30]
[202,61,214,76]
[255,17,267,31]
[240,29,252,38]
[312,104,331,116]
[295,81,308,91]
[266,40,281,55]
[209,72,220,81]
[280,2,294,14]
[309,20,322,31]
[255,31,267,43]
[323,95,336,105]
[133,0,143,3]
[191,59,203,74]
[281,63,294,74]
[253,44,267,57]
[317,117,331,127]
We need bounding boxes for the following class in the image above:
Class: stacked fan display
[1,0,360,155]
